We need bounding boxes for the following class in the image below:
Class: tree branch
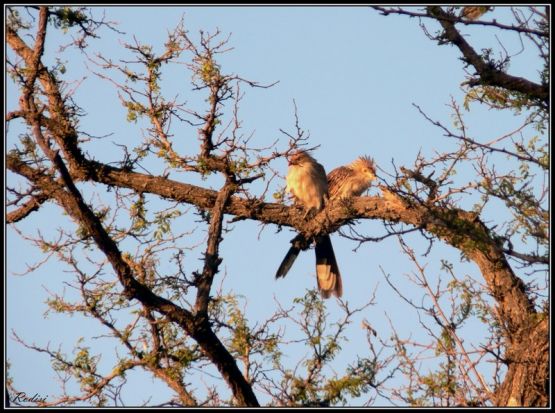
[372,6,548,37]
[7,154,259,406]
[503,248,549,265]
[9,149,536,339]
[195,181,235,314]
[426,6,548,106]
[7,192,50,223]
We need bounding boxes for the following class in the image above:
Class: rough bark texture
[495,317,548,406]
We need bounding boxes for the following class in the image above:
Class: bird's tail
[315,235,342,298]
[275,245,301,279]
[276,234,310,279]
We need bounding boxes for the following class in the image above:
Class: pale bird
[277,150,342,298]
[285,151,328,215]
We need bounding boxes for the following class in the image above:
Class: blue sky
[6,6,545,406]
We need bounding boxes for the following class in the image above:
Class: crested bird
[327,156,376,200]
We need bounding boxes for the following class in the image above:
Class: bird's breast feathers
[286,163,328,210]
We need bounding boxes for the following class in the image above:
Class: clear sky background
[6,6,545,406]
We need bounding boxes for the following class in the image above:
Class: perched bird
[285,151,328,216]
[276,151,342,298]
[460,6,491,20]
[327,156,376,200]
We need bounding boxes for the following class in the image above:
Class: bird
[327,156,376,200]
[285,151,328,217]
[460,6,491,20]
[276,150,342,298]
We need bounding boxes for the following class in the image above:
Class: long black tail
[275,245,301,279]
[275,234,310,279]
[314,234,342,298]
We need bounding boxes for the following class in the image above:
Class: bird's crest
[351,155,376,174]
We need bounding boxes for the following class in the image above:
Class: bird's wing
[327,166,352,199]
[314,161,327,180]
[313,161,329,194]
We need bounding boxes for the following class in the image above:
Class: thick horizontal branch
[86,160,292,227]
[62,159,536,335]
